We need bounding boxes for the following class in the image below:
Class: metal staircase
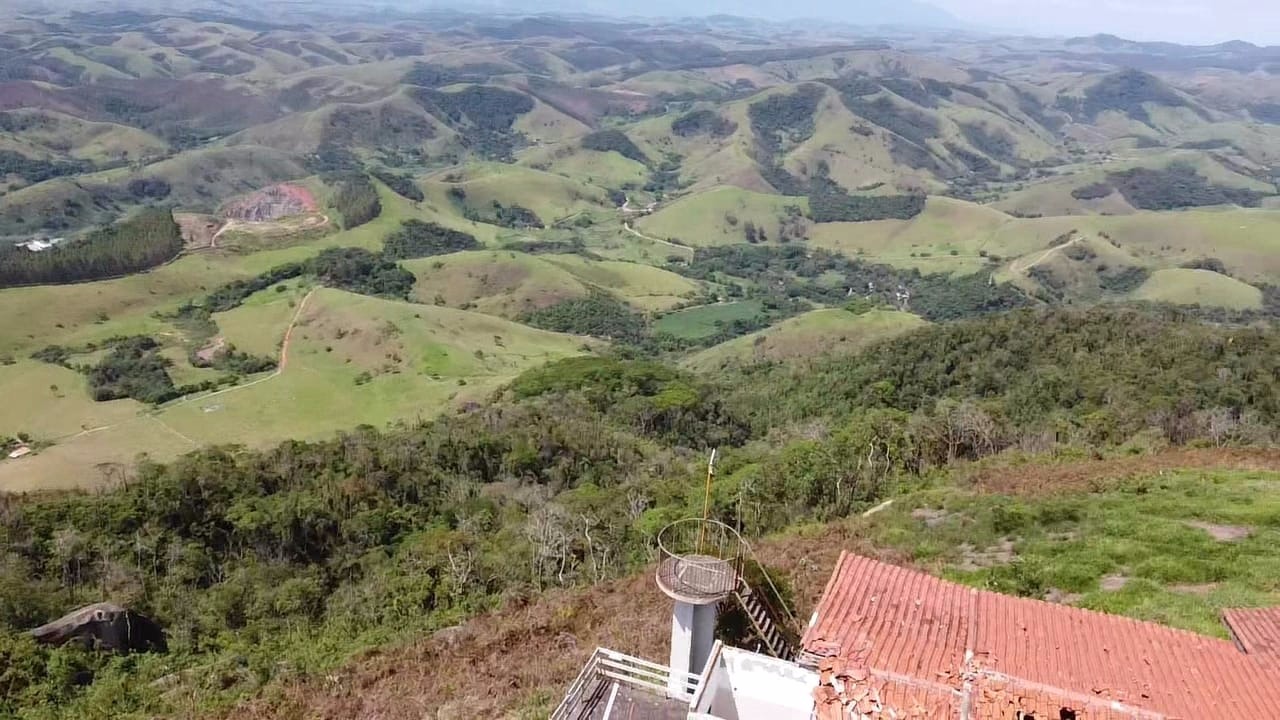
[731,571,800,661]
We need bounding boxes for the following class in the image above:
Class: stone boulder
[29,602,167,653]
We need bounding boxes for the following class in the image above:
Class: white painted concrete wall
[693,647,816,720]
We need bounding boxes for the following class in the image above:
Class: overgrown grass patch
[857,469,1280,636]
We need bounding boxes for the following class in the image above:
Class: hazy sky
[931,0,1280,44]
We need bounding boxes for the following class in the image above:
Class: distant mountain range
[453,0,961,28]
[6,0,963,30]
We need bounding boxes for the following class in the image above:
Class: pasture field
[1132,268,1264,310]
[636,186,809,247]
[684,308,926,372]
[156,288,595,448]
[653,300,765,340]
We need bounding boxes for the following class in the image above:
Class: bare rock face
[221,184,319,222]
[29,602,168,654]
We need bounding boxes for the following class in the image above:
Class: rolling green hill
[684,308,927,372]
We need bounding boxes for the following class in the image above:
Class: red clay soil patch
[225,527,894,720]
[967,448,1280,495]
[221,184,319,222]
[194,337,226,364]
[1185,520,1252,542]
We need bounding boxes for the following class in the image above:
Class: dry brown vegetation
[227,525,895,720]
[226,447,1280,720]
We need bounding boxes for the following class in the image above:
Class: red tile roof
[802,552,1280,719]
[1223,607,1280,656]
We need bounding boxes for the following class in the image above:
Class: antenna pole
[697,448,717,553]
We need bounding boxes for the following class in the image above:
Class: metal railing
[656,518,746,603]
[551,648,701,720]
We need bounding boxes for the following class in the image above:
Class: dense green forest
[672,245,1026,321]
[807,175,926,222]
[330,173,382,229]
[381,220,480,259]
[1105,163,1271,209]
[581,129,647,163]
[0,149,90,184]
[737,307,1280,445]
[0,208,182,288]
[370,169,425,201]
[748,85,824,153]
[408,85,533,160]
[3,308,1279,718]
[521,291,649,344]
[670,109,736,138]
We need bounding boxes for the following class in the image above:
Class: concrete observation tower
[655,517,746,696]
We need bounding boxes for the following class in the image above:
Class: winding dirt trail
[623,222,694,260]
[1011,235,1083,276]
[161,288,317,409]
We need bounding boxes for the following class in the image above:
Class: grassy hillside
[684,308,926,372]
[423,163,611,227]
[3,286,597,491]
[404,250,590,318]
[807,196,1012,274]
[156,288,596,448]
[404,250,700,317]
[539,254,700,311]
[636,186,809,246]
[1133,268,1264,310]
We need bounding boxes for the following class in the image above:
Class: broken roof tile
[802,552,1280,719]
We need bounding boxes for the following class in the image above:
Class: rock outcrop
[29,602,168,653]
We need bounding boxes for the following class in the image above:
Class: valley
[2,3,1280,719]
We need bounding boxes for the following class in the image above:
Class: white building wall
[693,646,816,720]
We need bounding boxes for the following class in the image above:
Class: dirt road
[623,222,694,260]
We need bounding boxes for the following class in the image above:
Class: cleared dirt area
[1185,520,1252,542]
[175,212,222,250]
[221,183,319,221]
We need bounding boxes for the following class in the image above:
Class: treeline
[672,245,1026,322]
[1062,69,1196,124]
[748,84,824,154]
[462,201,543,229]
[32,335,272,405]
[0,208,182,288]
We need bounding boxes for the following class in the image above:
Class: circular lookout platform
[655,519,745,605]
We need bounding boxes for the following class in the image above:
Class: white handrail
[552,648,702,720]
